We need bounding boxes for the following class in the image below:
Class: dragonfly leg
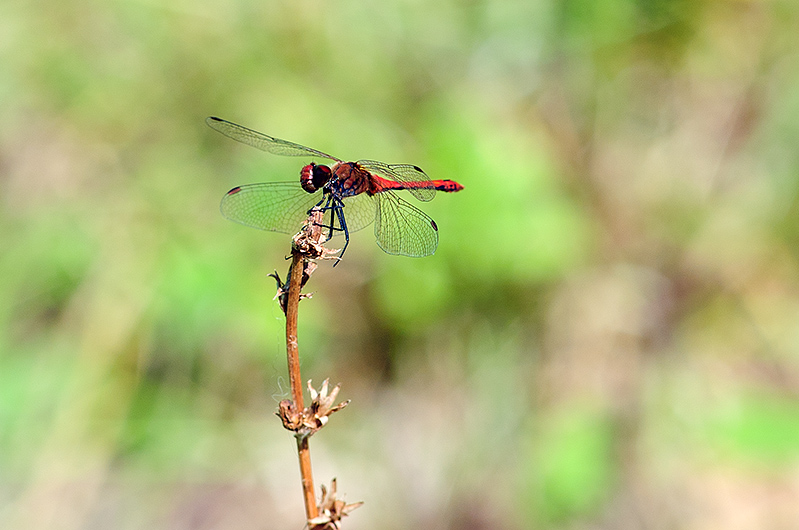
[309,194,338,238]
[307,194,349,263]
[332,200,350,263]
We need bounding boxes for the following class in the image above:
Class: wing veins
[207,117,340,161]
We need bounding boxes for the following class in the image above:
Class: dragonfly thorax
[300,162,333,193]
[328,162,373,197]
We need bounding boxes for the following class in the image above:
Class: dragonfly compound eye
[300,163,332,193]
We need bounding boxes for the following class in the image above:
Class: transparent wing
[221,183,377,238]
[220,183,325,234]
[373,192,439,257]
[357,160,436,202]
[207,117,340,161]
[337,192,377,234]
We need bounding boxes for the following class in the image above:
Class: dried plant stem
[284,249,318,522]
[285,250,306,407]
[273,210,359,528]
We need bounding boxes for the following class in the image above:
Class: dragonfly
[207,116,463,260]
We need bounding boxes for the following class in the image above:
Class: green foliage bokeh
[3,0,799,528]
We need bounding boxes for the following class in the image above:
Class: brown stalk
[284,248,318,521]
[273,209,357,528]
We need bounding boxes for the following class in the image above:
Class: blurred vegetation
[2,0,799,528]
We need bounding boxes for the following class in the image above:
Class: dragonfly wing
[337,192,377,234]
[220,183,324,234]
[373,192,439,257]
[357,160,436,202]
[207,117,340,161]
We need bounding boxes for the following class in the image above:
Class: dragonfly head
[300,162,332,193]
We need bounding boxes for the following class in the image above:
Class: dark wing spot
[413,165,424,172]
[227,186,243,195]
[208,116,223,122]
[431,220,438,231]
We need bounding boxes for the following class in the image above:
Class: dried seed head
[270,207,339,314]
[275,379,350,437]
[293,207,339,261]
[276,399,303,431]
[308,478,363,530]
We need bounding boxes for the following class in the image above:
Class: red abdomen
[371,176,464,193]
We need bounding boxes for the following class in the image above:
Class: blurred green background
[3,0,799,528]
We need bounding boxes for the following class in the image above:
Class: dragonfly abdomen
[371,176,464,193]
[430,179,464,192]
